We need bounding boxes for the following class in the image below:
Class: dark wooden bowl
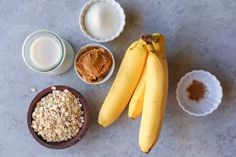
[27,85,90,149]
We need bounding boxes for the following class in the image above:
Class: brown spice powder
[187,80,206,102]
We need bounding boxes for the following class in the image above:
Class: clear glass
[22,30,64,72]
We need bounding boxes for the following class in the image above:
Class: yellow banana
[139,34,168,153]
[128,64,146,119]
[98,40,148,127]
[128,34,166,119]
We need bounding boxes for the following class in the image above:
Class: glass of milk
[22,30,74,75]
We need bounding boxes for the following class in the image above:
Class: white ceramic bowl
[79,0,126,42]
[74,44,115,85]
[176,70,223,116]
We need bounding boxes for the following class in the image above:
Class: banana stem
[141,34,159,44]
[140,35,160,55]
[140,35,153,44]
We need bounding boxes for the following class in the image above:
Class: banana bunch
[98,33,168,153]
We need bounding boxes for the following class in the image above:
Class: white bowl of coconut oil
[22,30,74,75]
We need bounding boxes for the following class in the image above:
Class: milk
[22,30,74,75]
[29,37,61,70]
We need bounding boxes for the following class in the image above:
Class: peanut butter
[76,47,112,82]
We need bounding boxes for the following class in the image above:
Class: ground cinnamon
[187,80,206,102]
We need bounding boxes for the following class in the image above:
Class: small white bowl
[79,0,126,42]
[74,44,115,85]
[176,70,223,116]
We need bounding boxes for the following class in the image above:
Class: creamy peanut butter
[76,47,112,82]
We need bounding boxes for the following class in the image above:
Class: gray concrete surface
[0,0,236,156]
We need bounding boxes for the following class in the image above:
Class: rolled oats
[31,88,84,142]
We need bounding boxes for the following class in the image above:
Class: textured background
[0,0,236,156]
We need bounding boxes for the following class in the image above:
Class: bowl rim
[74,43,115,85]
[79,0,126,42]
[27,85,90,149]
[176,70,223,116]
